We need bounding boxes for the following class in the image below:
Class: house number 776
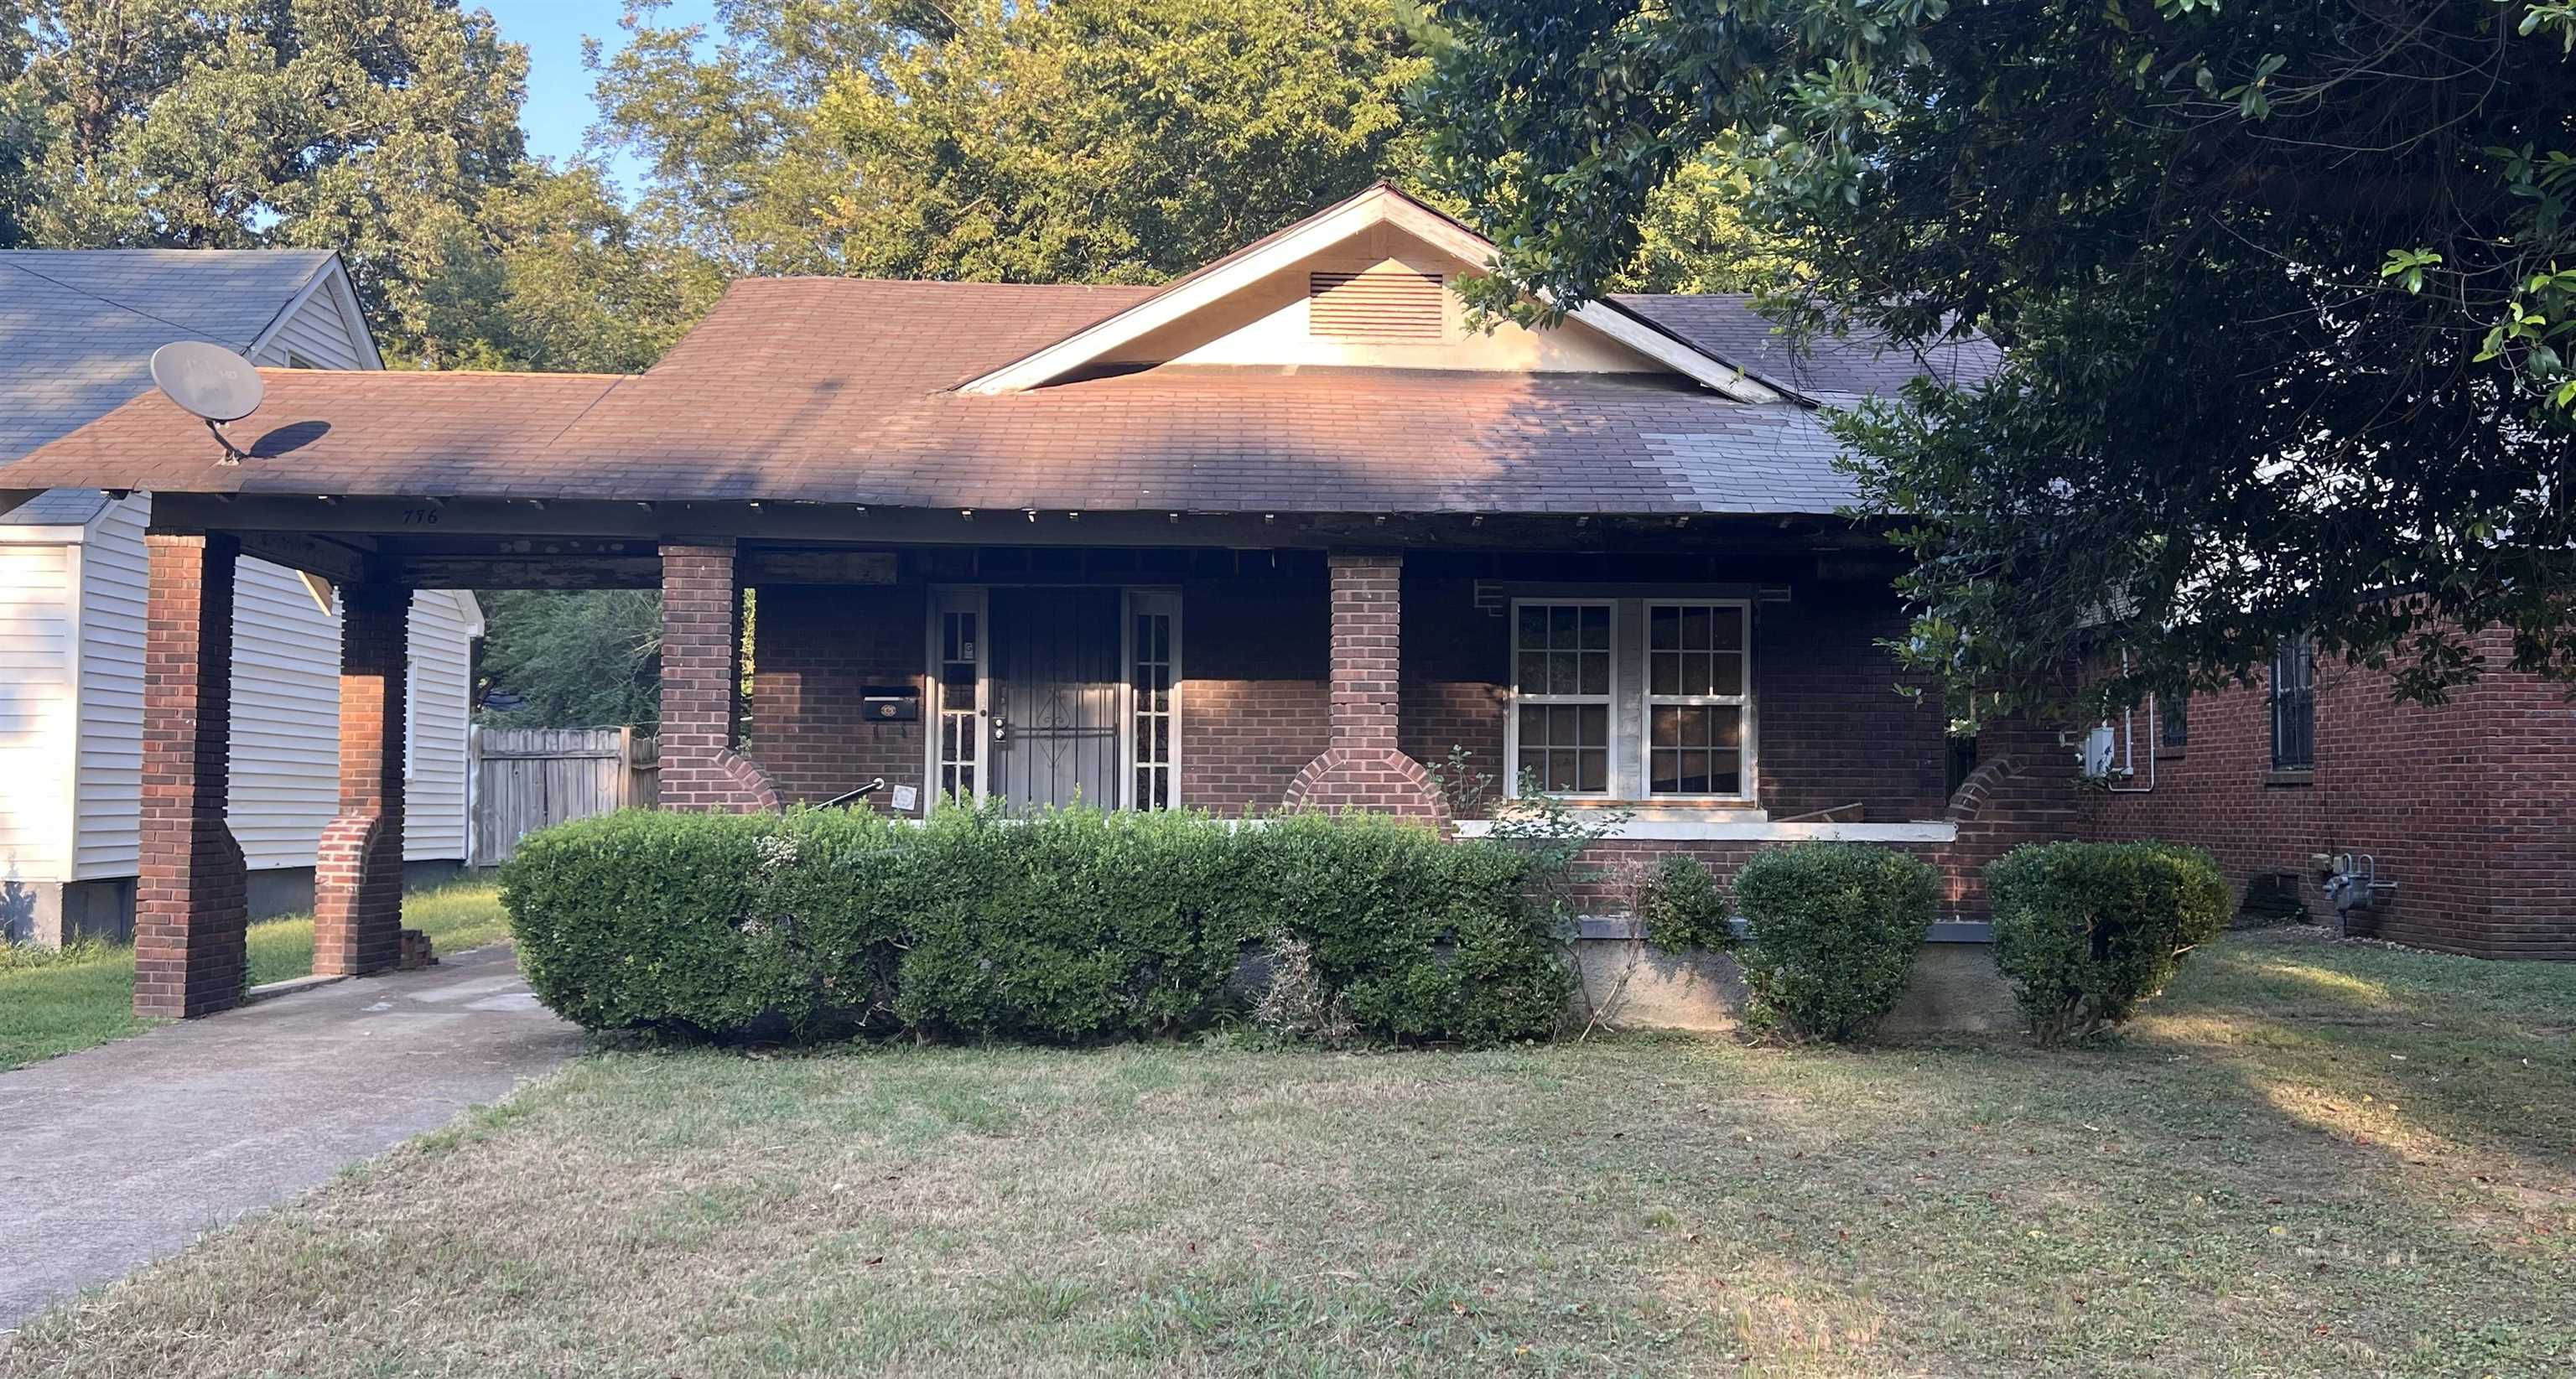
[401,509,440,525]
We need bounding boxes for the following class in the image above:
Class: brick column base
[314,813,403,976]
[1282,746,1452,825]
[314,583,410,977]
[135,532,250,1019]
[660,542,782,812]
[1281,551,1449,827]
[1940,717,2083,919]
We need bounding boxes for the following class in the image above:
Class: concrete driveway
[0,945,582,1330]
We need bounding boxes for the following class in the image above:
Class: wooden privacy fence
[470,727,660,865]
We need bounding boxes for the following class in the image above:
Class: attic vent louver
[1308,269,1445,341]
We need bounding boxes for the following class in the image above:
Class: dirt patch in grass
[4,929,2569,1376]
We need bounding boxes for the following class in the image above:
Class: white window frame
[1504,599,1620,799]
[924,587,990,806]
[1640,599,1756,803]
[1121,588,1185,810]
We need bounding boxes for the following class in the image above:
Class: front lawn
[0,882,513,1071]
[4,927,2568,1376]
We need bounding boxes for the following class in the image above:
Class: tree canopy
[591,0,1436,283]
[1422,0,2576,720]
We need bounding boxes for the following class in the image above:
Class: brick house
[2084,636,2576,960]
[0,184,2086,1019]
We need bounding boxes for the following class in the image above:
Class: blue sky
[485,1,719,192]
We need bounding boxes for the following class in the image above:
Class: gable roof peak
[954,183,1789,404]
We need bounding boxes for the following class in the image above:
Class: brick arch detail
[1281,745,1452,830]
[715,747,785,812]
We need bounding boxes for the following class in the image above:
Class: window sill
[2264,769,2315,788]
[1457,817,1957,843]
[2153,746,2186,761]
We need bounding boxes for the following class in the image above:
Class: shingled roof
[0,200,1990,521]
[0,249,342,525]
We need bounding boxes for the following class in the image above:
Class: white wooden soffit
[955,184,1789,405]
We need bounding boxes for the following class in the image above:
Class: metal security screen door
[989,587,1124,811]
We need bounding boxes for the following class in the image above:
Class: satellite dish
[150,341,264,464]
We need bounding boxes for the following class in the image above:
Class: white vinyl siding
[245,272,370,371]
[226,559,343,868]
[0,541,80,884]
[70,496,148,877]
[61,499,480,878]
[403,590,477,861]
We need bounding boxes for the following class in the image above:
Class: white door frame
[925,583,1183,811]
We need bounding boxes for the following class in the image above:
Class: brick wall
[754,583,929,812]
[1755,584,1955,821]
[1183,575,1327,814]
[313,583,408,977]
[1282,552,1448,822]
[135,532,249,1019]
[660,543,782,812]
[2087,630,2574,959]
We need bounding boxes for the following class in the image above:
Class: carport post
[313,583,411,977]
[134,531,250,1019]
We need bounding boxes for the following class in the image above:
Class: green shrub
[1638,853,1733,951]
[501,805,1569,1047]
[1986,841,2231,1044]
[1731,842,1940,1043]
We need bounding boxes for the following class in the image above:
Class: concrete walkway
[0,945,582,1330]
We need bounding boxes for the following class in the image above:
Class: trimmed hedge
[1987,841,2230,1044]
[1638,853,1733,953]
[1732,842,1940,1043]
[501,806,1571,1046]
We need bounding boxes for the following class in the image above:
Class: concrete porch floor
[0,945,581,1330]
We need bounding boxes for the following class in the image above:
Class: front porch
[115,493,2073,1021]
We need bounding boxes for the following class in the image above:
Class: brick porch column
[135,532,250,1019]
[659,542,782,812]
[313,583,410,977]
[1282,551,1449,823]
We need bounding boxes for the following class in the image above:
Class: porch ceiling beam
[150,492,1891,554]
[382,557,664,590]
[233,530,380,584]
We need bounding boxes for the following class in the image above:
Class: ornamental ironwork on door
[989,587,1123,811]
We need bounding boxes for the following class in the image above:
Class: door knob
[992,717,1009,743]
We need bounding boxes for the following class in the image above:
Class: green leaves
[2380,247,2443,293]
[1426,0,2576,717]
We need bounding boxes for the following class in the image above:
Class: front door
[988,587,1124,811]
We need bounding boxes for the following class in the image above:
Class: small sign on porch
[890,784,918,812]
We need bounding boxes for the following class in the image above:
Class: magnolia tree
[1421,0,2576,722]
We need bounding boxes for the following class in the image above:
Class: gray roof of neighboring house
[0,248,338,525]
[1613,294,2000,402]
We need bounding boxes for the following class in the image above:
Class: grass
[3,928,2570,1377]
[0,882,512,1071]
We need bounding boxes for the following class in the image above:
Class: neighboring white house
[0,250,481,945]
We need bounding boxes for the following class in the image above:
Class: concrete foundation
[1,860,470,948]
[1572,933,2019,1036]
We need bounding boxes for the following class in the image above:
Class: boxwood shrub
[501,806,1571,1046]
[1731,842,1940,1043]
[1986,841,2230,1044]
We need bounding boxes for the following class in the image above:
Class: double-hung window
[1508,597,1755,802]
[2271,639,2314,770]
[1644,602,1749,797]
[1510,601,1613,794]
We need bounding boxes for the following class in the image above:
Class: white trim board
[957,184,1787,404]
[1453,818,1957,843]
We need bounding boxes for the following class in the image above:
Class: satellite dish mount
[149,342,266,466]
